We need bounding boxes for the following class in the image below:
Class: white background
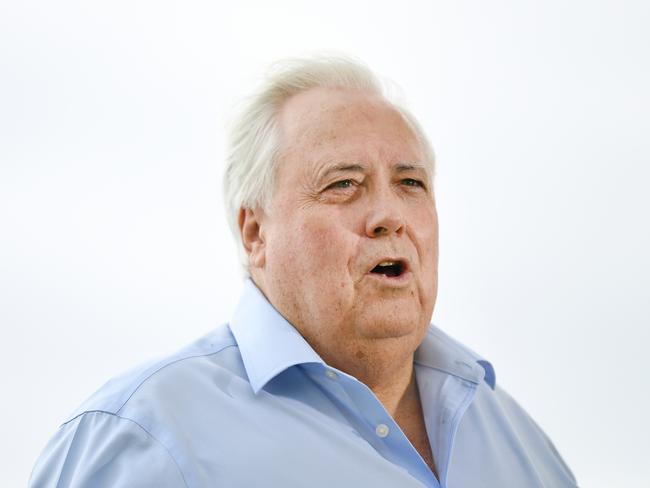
[1,1,649,486]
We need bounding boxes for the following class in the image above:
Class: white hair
[223,55,435,274]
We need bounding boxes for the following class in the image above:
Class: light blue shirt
[30,279,577,487]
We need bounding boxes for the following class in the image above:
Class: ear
[238,207,266,269]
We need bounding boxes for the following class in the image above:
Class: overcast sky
[1,1,649,486]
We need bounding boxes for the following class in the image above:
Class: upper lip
[367,256,411,274]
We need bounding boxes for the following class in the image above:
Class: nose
[364,189,405,238]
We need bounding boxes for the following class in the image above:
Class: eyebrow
[318,162,428,179]
[319,163,367,180]
[393,163,428,174]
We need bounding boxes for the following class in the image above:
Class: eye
[401,178,426,189]
[321,178,362,202]
[327,179,356,190]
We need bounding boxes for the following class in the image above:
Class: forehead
[276,87,426,179]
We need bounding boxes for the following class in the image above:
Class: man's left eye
[401,178,425,188]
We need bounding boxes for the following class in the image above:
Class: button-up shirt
[30,279,577,487]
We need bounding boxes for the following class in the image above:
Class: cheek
[296,219,357,277]
[268,191,361,270]
[411,209,439,268]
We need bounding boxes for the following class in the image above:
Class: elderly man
[30,57,577,487]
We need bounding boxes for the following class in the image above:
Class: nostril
[366,213,405,238]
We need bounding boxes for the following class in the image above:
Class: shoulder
[30,324,243,487]
[422,325,576,485]
[64,323,239,424]
[470,381,578,485]
[30,410,189,487]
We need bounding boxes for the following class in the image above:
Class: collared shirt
[30,279,577,487]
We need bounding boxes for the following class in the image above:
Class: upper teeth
[378,261,396,267]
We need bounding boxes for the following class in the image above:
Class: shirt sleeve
[29,411,188,488]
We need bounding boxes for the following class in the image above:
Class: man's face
[247,87,438,363]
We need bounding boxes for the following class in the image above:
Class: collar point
[477,359,496,390]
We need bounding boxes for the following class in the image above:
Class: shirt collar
[229,279,324,394]
[415,326,496,390]
[229,279,496,394]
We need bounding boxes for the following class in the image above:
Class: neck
[371,361,418,417]
[316,340,417,417]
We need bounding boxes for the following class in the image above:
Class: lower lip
[365,270,412,287]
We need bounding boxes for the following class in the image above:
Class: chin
[351,288,433,338]
[355,308,425,340]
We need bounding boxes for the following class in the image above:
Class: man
[30,57,577,487]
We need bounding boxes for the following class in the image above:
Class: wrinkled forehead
[275,87,430,179]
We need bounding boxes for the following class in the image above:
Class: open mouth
[370,260,405,278]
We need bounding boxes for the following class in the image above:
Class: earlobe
[239,207,266,268]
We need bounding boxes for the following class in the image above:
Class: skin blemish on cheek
[355,350,366,360]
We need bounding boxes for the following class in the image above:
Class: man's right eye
[327,179,355,189]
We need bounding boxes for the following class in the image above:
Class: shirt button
[325,370,338,380]
[375,423,390,438]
